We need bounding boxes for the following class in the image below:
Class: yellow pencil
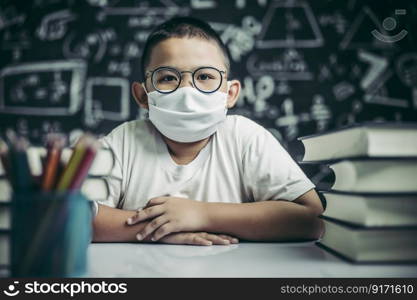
[56,135,90,191]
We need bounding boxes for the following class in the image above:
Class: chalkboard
[1,0,416,180]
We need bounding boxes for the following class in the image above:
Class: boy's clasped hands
[126,197,239,246]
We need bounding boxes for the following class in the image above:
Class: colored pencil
[42,136,65,191]
[68,139,99,190]
[56,136,89,191]
[12,137,34,191]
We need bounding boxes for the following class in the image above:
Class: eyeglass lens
[152,67,223,93]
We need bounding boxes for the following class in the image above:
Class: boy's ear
[132,82,149,109]
[226,79,241,109]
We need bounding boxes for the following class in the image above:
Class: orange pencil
[42,136,65,191]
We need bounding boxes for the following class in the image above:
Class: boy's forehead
[147,37,226,71]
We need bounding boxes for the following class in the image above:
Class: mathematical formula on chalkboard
[1,0,416,158]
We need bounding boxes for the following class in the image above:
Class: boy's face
[132,37,240,111]
[144,37,229,93]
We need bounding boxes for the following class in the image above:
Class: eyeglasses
[145,66,226,94]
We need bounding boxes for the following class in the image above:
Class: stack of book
[298,123,417,263]
[0,161,11,275]
[0,141,11,275]
[0,136,115,275]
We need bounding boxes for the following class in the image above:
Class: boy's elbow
[294,189,324,216]
[296,205,325,241]
[305,213,324,240]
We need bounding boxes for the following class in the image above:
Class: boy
[93,17,324,246]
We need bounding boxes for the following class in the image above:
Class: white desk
[87,242,417,278]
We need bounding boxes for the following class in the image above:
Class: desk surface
[87,242,417,278]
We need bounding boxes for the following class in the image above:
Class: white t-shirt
[98,115,315,210]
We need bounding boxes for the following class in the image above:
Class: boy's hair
[140,16,230,79]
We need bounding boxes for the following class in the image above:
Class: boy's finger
[127,205,164,225]
[186,235,212,246]
[146,197,167,207]
[218,234,239,244]
[136,217,169,240]
[151,222,175,241]
[204,234,231,245]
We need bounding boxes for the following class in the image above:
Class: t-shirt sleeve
[242,126,315,202]
[96,136,123,209]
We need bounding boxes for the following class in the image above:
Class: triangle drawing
[256,0,323,48]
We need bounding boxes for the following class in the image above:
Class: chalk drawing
[257,0,323,48]
[0,60,86,115]
[84,77,130,127]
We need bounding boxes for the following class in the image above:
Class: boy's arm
[129,189,324,242]
[203,189,324,241]
[92,204,150,242]
[93,204,239,245]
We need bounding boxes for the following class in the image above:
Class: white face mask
[145,85,230,143]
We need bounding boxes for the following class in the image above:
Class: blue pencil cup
[11,192,92,277]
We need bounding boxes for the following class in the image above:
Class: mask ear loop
[142,83,155,108]
[140,83,153,122]
[141,83,149,95]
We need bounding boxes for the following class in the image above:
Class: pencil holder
[11,191,92,277]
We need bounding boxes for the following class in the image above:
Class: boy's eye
[159,75,178,82]
[196,73,214,81]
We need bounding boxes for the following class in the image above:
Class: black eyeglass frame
[145,66,227,94]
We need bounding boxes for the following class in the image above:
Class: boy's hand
[159,232,238,246]
[126,197,209,241]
